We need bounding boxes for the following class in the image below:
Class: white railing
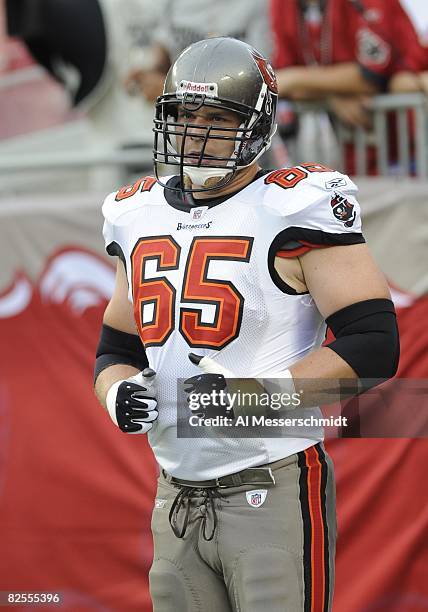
[1,93,427,182]
[0,145,154,195]
[290,93,428,178]
[0,147,152,173]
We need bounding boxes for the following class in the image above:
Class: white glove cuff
[106,379,123,426]
[196,356,236,377]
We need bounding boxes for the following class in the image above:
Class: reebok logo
[325,177,347,190]
[177,221,213,231]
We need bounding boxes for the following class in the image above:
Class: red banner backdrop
[0,248,158,611]
[0,243,427,611]
[328,293,428,612]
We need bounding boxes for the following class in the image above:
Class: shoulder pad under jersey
[262,164,363,237]
[102,176,159,250]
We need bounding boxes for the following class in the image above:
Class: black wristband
[94,324,148,384]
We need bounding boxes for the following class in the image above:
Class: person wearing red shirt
[271,0,426,129]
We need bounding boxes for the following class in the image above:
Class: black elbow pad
[94,324,148,384]
[326,298,400,380]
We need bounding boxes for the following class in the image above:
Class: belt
[163,466,276,489]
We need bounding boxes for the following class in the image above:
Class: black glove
[184,354,234,419]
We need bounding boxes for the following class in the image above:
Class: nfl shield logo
[191,206,208,220]
[246,489,268,508]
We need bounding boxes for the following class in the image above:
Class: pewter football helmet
[153,37,278,192]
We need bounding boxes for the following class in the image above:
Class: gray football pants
[149,443,336,612]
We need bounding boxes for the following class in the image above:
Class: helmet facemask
[153,88,277,194]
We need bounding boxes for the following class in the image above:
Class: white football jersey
[102,165,364,479]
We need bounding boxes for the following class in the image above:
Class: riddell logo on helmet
[177,80,218,98]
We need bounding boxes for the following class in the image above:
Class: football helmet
[153,37,278,193]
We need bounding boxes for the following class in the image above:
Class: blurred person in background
[6,0,107,108]
[4,0,167,150]
[125,0,271,103]
[271,0,426,128]
[388,0,428,94]
[90,0,168,148]
[270,0,427,172]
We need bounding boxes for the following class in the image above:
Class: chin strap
[183,165,233,188]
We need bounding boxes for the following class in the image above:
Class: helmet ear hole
[164,102,178,121]
[238,106,276,166]
[241,135,264,165]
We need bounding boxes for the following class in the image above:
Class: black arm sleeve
[325,298,400,381]
[94,324,148,384]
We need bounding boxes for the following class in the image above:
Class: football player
[94,37,399,611]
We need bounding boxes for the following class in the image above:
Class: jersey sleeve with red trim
[101,189,141,257]
[101,176,159,256]
[263,168,365,258]
[101,176,161,305]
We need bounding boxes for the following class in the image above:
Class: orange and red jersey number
[115,176,157,201]
[180,237,252,348]
[131,236,253,349]
[265,163,333,190]
[131,236,180,346]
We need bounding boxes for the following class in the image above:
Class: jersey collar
[163,169,270,214]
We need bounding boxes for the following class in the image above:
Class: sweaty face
[175,106,242,167]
